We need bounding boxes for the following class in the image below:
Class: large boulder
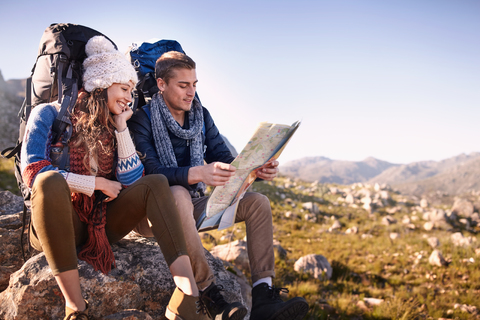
[452,198,475,218]
[0,192,32,292]
[294,254,332,280]
[0,235,245,320]
[210,240,250,272]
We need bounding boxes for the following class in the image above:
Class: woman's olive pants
[29,171,188,275]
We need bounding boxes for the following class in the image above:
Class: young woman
[21,35,209,320]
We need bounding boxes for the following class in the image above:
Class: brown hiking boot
[250,283,309,320]
[200,283,247,320]
[64,300,91,320]
[165,287,210,320]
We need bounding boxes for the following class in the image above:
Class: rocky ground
[1,174,480,319]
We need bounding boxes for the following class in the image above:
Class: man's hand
[189,162,236,186]
[255,159,279,181]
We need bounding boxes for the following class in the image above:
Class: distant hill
[279,156,398,184]
[366,152,480,186]
[280,153,480,196]
[392,155,480,196]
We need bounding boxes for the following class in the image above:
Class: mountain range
[280,153,480,196]
[2,70,479,197]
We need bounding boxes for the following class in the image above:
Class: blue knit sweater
[21,103,144,195]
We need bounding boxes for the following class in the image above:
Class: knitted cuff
[64,172,95,196]
[116,129,137,159]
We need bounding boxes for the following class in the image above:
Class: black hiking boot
[200,283,247,320]
[250,283,309,320]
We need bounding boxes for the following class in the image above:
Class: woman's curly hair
[70,89,116,174]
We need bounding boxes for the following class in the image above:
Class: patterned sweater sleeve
[21,104,95,196]
[115,128,144,187]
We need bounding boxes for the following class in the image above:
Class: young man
[128,51,309,320]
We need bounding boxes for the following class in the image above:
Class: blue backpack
[127,39,185,111]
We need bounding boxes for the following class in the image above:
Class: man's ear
[157,78,166,92]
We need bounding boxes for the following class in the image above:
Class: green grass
[0,157,20,195]
[203,176,480,319]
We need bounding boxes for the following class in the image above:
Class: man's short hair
[155,51,196,83]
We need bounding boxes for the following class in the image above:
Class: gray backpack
[0,23,116,261]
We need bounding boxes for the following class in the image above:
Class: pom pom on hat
[83,36,138,92]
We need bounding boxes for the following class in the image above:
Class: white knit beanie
[82,36,138,92]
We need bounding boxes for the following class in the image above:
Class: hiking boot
[200,283,247,320]
[250,283,309,320]
[165,287,210,320]
[64,300,90,320]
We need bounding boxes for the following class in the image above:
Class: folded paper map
[196,120,301,232]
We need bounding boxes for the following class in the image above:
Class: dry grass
[204,176,480,319]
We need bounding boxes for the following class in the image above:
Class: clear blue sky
[1,0,479,164]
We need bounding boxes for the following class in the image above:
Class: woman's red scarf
[69,108,116,274]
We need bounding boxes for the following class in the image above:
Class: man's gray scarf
[150,92,205,197]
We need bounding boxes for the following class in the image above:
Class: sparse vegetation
[2,164,480,319]
[0,157,19,195]
[204,176,480,319]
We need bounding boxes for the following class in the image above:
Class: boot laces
[195,298,209,315]
[268,286,289,301]
[202,284,228,309]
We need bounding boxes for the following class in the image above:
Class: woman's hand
[95,177,122,202]
[113,107,133,132]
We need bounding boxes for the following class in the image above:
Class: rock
[471,212,480,223]
[210,240,250,271]
[304,213,317,223]
[363,297,384,306]
[452,198,475,218]
[219,261,252,310]
[427,237,440,248]
[459,218,471,229]
[429,250,447,266]
[330,187,339,195]
[363,202,373,213]
[454,303,479,315]
[284,211,298,219]
[423,222,434,231]
[0,227,29,292]
[406,223,416,230]
[379,191,391,201]
[345,226,358,234]
[420,198,428,208]
[0,236,244,320]
[451,232,475,247]
[381,216,397,226]
[0,191,38,292]
[101,310,154,320]
[302,202,319,214]
[294,254,332,280]
[0,191,24,218]
[344,194,355,205]
[328,220,341,232]
[424,209,447,222]
[389,233,399,240]
[386,207,400,214]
